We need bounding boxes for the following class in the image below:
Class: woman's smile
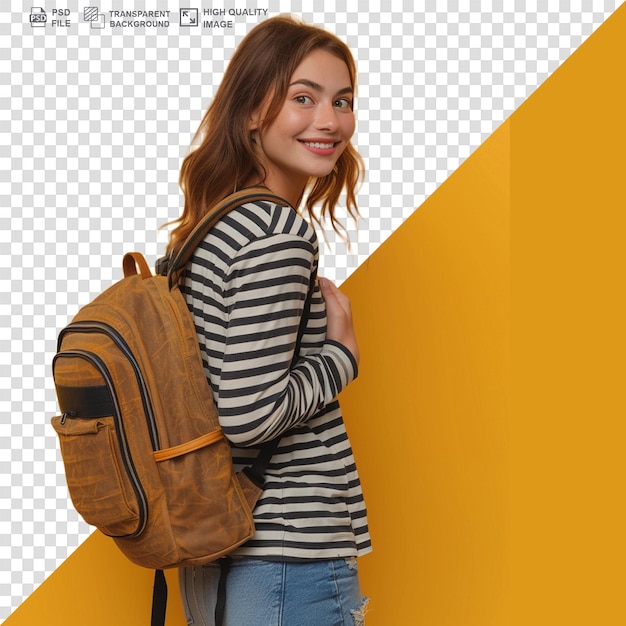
[298,138,341,156]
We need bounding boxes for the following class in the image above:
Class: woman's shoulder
[211,197,318,250]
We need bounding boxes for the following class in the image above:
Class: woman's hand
[319,277,360,365]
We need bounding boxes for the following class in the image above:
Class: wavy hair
[166,15,364,260]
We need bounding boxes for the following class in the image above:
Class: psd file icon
[30,7,47,27]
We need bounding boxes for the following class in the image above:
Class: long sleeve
[218,233,357,446]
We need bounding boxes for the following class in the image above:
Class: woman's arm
[217,234,357,446]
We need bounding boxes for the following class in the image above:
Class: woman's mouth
[299,140,339,155]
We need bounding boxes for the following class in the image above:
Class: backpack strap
[157,184,316,478]
[157,185,316,486]
[150,569,167,626]
[153,189,316,626]
[158,187,291,289]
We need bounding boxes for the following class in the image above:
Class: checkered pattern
[0,0,619,620]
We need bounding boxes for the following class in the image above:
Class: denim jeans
[178,556,369,626]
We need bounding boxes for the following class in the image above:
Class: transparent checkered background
[1,0,620,620]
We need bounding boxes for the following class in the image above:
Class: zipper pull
[60,411,77,425]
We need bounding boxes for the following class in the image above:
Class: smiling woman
[165,15,372,626]
[167,17,364,261]
[247,49,356,206]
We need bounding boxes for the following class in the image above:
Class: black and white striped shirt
[181,198,372,559]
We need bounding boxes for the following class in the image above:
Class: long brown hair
[166,15,364,260]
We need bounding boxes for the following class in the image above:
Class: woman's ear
[248,111,260,131]
[249,93,272,131]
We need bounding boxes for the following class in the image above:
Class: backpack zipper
[53,348,148,539]
[60,410,76,425]
[58,321,160,451]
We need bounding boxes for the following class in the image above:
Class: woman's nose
[314,102,339,131]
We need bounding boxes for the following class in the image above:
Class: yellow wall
[7,4,626,624]
[341,120,510,625]
[342,4,625,624]
[509,4,626,624]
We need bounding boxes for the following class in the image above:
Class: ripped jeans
[178,556,369,626]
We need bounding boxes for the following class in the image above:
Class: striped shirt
[181,198,372,560]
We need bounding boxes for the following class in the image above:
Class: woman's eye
[295,95,313,105]
[334,98,353,110]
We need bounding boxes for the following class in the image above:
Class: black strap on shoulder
[150,569,167,626]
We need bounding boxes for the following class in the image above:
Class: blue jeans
[178,556,369,625]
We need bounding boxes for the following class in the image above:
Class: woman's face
[249,49,356,204]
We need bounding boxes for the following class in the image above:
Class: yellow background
[7,4,626,624]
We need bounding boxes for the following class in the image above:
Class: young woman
[168,15,372,626]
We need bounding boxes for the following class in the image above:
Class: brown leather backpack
[51,189,295,573]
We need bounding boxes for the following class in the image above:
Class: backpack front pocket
[52,349,148,539]
[52,414,143,537]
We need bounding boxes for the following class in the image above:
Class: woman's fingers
[319,277,360,365]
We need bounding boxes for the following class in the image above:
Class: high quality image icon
[180,8,198,26]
